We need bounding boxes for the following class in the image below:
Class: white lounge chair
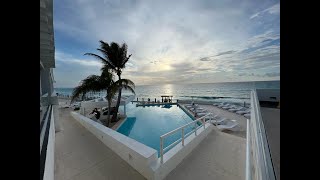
[212,117,229,125]
[204,114,219,121]
[222,104,236,110]
[216,120,240,131]
[217,102,228,108]
[185,104,193,108]
[196,112,209,117]
[236,109,251,115]
[228,107,246,112]
[193,108,206,113]
[243,113,251,119]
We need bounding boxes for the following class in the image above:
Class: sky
[53,0,280,87]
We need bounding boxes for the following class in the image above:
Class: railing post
[203,118,206,129]
[181,128,185,146]
[160,137,164,164]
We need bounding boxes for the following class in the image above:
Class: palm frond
[84,53,109,65]
[71,75,105,103]
[113,79,135,95]
[117,78,135,89]
[96,48,116,69]
[121,85,135,95]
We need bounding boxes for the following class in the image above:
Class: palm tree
[84,41,132,122]
[71,70,135,127]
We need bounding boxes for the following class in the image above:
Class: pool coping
[112,116,128,131]
[116,103,195,132]
[177,103,196,120]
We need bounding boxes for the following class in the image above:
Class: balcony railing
[248,90,276,180]
[40,105,53,180]
[159,113,212,163]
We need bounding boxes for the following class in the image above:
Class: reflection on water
[161,104,172,109]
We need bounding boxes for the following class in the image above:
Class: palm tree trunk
[107,100,111,127]
[112,75,122,122]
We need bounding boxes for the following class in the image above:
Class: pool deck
[179,103,247,138]
[165,127,246,180]
[55,107,146,180]
[55,98,246,180]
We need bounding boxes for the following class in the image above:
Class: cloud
[55,51,102,67]
[250,3,280,19]
[54,0,280,85]
[199,50,236,61]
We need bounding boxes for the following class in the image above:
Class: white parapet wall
[71,111,214,180]
[71,112,158,179]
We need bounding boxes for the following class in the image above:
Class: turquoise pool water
[117,103,197,156]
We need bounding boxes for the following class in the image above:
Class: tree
[85,41,132,122]
[71,70,135,127]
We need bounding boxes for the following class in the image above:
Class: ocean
[55,80,280,105]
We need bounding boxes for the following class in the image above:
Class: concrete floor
[260,107,280,180]
[54,108,146,180]
[165,128,246,180]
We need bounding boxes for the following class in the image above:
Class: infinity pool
[117,103,197,156]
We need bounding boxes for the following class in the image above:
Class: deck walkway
[165,128,246,180]
[54,108,145,180]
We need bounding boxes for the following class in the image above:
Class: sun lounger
[212,117,229,125]
[216,120,240,131]
[204,114,219,121]
[228,107,246,112]
[213,103,220,106]
[236,109,251,115]
[192,108,206,113]
[243,113,251,119]
[217,103,228,108]
[222,104,235,110]
[196,112,209,117]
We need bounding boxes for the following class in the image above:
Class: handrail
[250,90,276,180]
[40,105,53,180]
[160,113,212,163]
[246,119,251,180]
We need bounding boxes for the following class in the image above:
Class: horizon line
[55,79,280,89]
